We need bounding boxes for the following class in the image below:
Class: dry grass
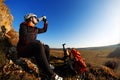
[0,41,120,80]
[50,47,120,79]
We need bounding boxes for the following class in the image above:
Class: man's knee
[44,45,50,50]
[45,44,49,47]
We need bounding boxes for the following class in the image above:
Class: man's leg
[44,45,50,61]
[18,42,55,78]
[44,44,55,70]
[33,42,54,78]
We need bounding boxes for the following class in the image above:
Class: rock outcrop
[0,0,40,80]
[0,0,19,46]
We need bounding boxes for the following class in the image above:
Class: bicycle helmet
[24,13,37,21]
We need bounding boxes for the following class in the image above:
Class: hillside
[0,0,39,80]
[0,0,19,47]
[50,44,120,79]
[0,0,120,80]
[1,41,120,80]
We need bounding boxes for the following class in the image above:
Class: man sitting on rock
[17,13,63,80]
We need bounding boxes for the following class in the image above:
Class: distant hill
[77,43,120,50]
[107,44,120,58]
[77,44,120,58]
[52,43,120,58]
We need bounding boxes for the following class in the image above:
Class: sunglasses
[34,16,39,22]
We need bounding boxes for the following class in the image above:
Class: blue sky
[5,0,120,48]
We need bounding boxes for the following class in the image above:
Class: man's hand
[42,16,47,22]
[38,16,47,22]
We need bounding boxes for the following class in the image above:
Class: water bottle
[38,16,46,22]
